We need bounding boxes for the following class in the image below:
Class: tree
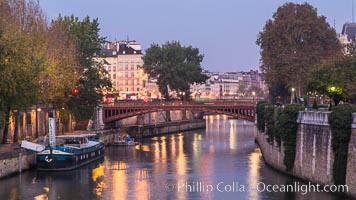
[256,2,341,100]
[0,0,47,143]
[142,41,208,100]
[308,56,356,105]
[38,18,79,110]
[53,15,112,120]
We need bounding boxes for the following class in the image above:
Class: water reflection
[248,148,262,200]
[0,115,350,200]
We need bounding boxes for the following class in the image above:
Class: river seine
[0,115,348,200]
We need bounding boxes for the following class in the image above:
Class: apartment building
[97,40,149,100]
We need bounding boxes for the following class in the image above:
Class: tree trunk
[13,111,19,143]
[2,106,11,144]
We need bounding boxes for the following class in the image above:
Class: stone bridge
[100,100,256,124]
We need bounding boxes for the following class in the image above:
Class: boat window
[65,139,80,145]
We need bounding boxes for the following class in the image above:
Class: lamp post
[252,91,256,102]
[291,88,295,104]
[329,86,335,111]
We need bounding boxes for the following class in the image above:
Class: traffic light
[72,87,79,95]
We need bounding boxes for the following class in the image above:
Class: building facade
[190,70,267,100]
[97,40,153,100]
[338,22,356,54]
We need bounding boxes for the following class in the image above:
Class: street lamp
[329,86,335,111]
[36,107,41,138]
[291,88,295,104]
[252,91,256,101]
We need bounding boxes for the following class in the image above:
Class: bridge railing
[102,100,256,108]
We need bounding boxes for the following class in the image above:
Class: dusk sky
[39,0,353,72]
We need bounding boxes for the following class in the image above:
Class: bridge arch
[102,101,256,124]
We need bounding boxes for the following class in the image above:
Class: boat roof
[56,134,97,139]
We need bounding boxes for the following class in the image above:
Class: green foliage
[256,100,268,132]
[308,56,356,104]
[277,104,304,171]
[257,2,341,98]
[346,41,356,55]
[266,77,290,104]
[312,99,318,110]
[329,104,356,185]
[265,106,277,144]
[0,0,47,142]
[258,102,303,171]
[142,41,208,100]
[53,15,112,120]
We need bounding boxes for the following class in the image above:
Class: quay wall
[130,120,206,138]
[256,111,356,198]
[0,149,36,179]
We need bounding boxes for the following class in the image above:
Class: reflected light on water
[92,164,105,197]
[140,145,150,152]
[209,115,214,124]
[229,120,236,150]
[112,164,128,200]
[176,134,187,175]
[154,137,167,174]
[248,148,262,200]
[92,164,104,182]
[134,169,151,199]
[9,188,18,200]
[33,194,48,200]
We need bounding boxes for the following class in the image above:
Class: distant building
[190,70,268,100]
[338,22,356,53]
[96,40,157,99]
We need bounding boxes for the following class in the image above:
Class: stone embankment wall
[0,149,36,179]
[256,111,356,198]
[130,120,206,138]
[346,114,356,197]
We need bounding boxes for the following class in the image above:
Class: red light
[72,87,79,95]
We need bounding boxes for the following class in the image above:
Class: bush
[329,104,356,185]
[256,100,268,132]
[258,102,304,171]
[277,104,304,171]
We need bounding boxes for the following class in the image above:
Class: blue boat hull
[37,144,105,171]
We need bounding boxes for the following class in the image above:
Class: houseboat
[22,134,105,171]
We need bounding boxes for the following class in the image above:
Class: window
[125,65,128,70]
[131,65,134,70]
[131,72,134,77]
[113,74,116,79]
[125,72,128,77]
[125,80,129,85]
